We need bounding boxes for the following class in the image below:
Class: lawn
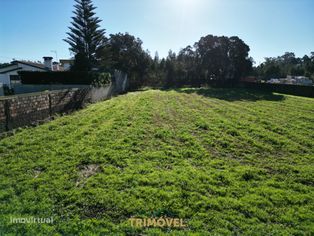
[0,88,313,235]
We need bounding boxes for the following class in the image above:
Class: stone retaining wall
[0,84,124,133]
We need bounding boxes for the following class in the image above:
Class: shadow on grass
[175,87,286,102]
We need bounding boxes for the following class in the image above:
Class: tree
[64,0,106,71]
[164,50,177,88]
[194,35,252,86]
[145,51,163,87]
[177,46,198,86]
[255,52,314,80]
[104,33,151,89]
[228,36,252,84]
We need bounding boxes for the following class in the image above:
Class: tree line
[253,52,314,80]
[64,0,254,89]
[64,0,313,90]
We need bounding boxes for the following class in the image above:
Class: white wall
[0,74,10,86]
[17,63,46,72]
[0,64,18,73]
[63,62,71,71]
[0,63,46,87]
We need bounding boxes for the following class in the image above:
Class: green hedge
[19,71,107,85]
[240,82,314,98]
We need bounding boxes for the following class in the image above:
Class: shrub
[19,71,111,85]
[240,82,314,98]
[3,85,14,96]
[91,73,111,88]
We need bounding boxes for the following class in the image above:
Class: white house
[59,59,74,71]
[0,57,53,87]
[267,76,313,86]
[288,75,313,86]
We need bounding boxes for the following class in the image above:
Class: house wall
[0,65,19,73]
[17,63,46,72]
[63,62,71,71]
[0,75,10,87]
[0,63,46,87]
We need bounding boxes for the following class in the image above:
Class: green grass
[0,88,313,235]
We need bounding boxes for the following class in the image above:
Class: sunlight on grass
[0,88,313,235]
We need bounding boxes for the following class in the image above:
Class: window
[10,75,21,84]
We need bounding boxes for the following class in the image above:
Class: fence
[239,82,314,98]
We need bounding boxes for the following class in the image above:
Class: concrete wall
[0,84,4,96]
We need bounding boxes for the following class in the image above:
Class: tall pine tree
[64,0,106,71]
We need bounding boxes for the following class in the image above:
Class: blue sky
[0,0,313,64]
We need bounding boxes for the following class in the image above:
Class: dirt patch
[76,164,100,187]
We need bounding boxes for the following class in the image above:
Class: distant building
[59,59,74,71]
[240,76,258,83]
[267,78,281,84]
[0,58,50,87]
[287,75,313,86]
[0,57,75,88]
[267,75,313,86]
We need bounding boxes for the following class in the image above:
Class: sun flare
[170,0,201,8]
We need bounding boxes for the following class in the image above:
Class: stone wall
[0,101,6,132]
[0,82,126,133]
[7,93,50,130]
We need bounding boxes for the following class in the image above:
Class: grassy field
[0,88,313,235]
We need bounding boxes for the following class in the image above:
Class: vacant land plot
[0,88,313,235]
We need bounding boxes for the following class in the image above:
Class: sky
[0,0,313,64]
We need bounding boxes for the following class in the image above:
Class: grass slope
[0,88,313,235]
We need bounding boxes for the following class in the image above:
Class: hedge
[240,82,314,98]
[19,71,100,85]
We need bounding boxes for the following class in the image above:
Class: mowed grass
[0,88,313,235]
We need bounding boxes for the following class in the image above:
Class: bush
[240,82,314,98]
[19,71,111,85]
[3,85,14,96]
[91,73,111,87]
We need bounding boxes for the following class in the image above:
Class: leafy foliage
[63,1,252,89]
[99,33,152,90]
[3,85,14,96]
[19,71,107,85]
[91,72,111,87]
[143,35,253,88]
[254,52,314,80]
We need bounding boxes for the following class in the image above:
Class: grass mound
[0,88,313,235]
